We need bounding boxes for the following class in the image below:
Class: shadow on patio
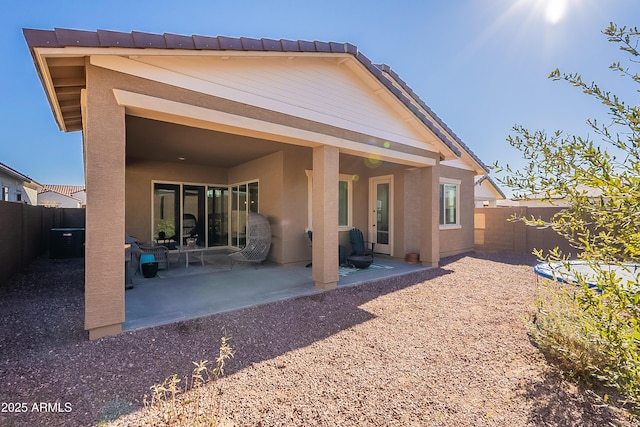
[124,250,432,331]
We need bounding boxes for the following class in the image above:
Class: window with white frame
[306,171,353,230]
[1,186,8,201]
[439,178,461,227]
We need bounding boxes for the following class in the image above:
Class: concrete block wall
[474,207,575,256]
[0,202,86,284]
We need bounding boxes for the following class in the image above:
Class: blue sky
[2,0,638,195]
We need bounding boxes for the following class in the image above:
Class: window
[306,171,353,230]
[16,192,22,202]
[1,186,8,201]
[439,179,461,227]
[338,180,349,227]
[230,181,259,248]
[152,180,258,249]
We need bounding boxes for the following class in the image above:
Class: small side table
[177,245,206,268]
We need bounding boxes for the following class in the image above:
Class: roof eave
[23,28,484,164]
[0,162,33,182]
[377,63,488,173]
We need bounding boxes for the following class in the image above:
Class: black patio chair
[305,230,312,268]
[349,228,375,258]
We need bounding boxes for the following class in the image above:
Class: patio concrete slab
[124,251,429,331]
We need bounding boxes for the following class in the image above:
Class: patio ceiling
[126,116,296,168]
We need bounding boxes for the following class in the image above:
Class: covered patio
[124,250,430,331]
[25,28,488,339]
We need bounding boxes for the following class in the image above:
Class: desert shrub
[529,260,640,410]
[495,23,640,413]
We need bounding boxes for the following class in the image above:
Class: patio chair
[138,243,170,271]
[229,212,272,265]
[305,230,312,268]
[349,228,375,258]
[182,213,201,245]
[348,228,374,269]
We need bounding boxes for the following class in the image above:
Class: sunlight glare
[544,0,567,24]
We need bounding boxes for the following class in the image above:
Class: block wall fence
[2,203,578,283]
[0,202,85,284]
[474,207,575,256]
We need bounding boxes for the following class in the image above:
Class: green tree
[495,23,640,411]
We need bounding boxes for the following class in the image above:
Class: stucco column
[312,146,339,289]
[83,64,126,339]
[420,163,440,267]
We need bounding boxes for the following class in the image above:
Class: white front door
[369,175,393,255]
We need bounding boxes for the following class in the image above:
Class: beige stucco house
[25,28,490,339]
[38,184,86,208]
[0,161,41,205]
[474,174,506,207]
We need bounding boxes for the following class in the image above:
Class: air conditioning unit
[50,228,85,259]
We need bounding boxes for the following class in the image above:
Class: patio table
[177,245,206,268]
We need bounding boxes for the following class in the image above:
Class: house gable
[474,175,506,205]
[106,55,441,154]
[24,28,470,165]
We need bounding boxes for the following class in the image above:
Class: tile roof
[378,64,488,171]
[38,184,85,199]
[22,28,496,167]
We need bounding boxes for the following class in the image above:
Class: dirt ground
[0,252,637,426]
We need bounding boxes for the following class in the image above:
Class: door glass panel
[207,187,228,247]
[231,184,248,248]
[153,183,180,250]
[376,183,389,245]
[238,184,247,247]
[183,185,205,246]
[231,185,239,247]
[229,182,258,248]
[248,181,259,213]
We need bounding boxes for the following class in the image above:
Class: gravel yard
[0,252,636,426]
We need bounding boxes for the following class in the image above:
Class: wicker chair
[229,212,272,265]
[138,243,170,270]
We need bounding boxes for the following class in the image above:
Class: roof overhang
[24,28,473,164]
[0,162,33,182]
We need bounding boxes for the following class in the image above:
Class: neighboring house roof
[38,184,85,200]
[23,27,490,173]
[474,174,506,199]
[0,162,42,193]
[498,184,606,207]
[519,184,604,201]
[0,161,34,183]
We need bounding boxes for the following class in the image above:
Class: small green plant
[156,219,176,240]
[141,336,234,426]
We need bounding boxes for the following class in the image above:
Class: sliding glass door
[207,187,229,247]
[153,183,180,249]
[230,181,259,248]
[183,185,205,246]
[153,181,258,249]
